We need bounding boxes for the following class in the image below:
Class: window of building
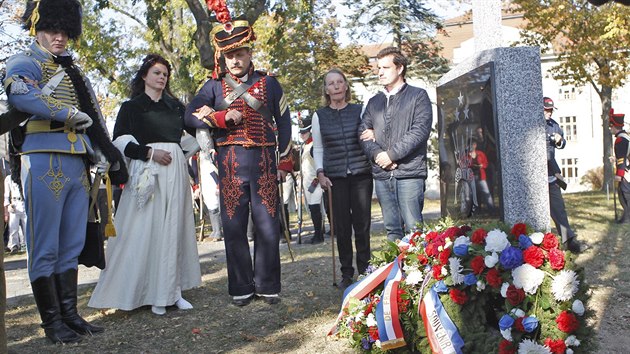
[558,116,577,141]
[558,87,576,100]
[560,158,579,183]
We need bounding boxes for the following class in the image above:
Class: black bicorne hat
[22,0,82,39]
[299,117,312,133]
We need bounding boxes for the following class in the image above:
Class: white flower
[374,340,381,348]
[441,265,449,276]
[572,299,585,316]
[500,328,512,341]
[485,252,499,268]
[366,313,377,327]
[449,257,464,284]
[476,280,486,292]
[529,232,544,245]
[518,339,552,354]
[405,270,424,286]
[354,312,364,323]
[501,282,510,297]
[565,335,581,347]
[485,229,510,253]
[454,235,471,247]
[551,270,580,302]
[510,308,526,318]
[566,349,574,354]
[444,238,453,249]
[512,264,545,295]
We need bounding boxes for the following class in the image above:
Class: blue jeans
[375,177,425,241]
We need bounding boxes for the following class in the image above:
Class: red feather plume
[206,0,231,24]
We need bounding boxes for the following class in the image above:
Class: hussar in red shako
[185,0,293,306]
[2,0,127,344]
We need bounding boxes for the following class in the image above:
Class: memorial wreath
[329,220,592,353]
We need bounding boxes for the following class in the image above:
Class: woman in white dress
[88,54,201,315]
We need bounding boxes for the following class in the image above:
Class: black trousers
[328,174,372,279]
[549,181,575,243]
[618,179,630,222]
[218,146,281,296]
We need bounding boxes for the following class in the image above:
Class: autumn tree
[342,0,450,81]
[254,0,370,112]
[512,0,630,189]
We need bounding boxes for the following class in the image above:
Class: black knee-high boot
[54,268,104,335]
[309,204,324,244]
[31,275,82,344]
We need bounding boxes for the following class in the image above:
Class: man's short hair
[376,46,408,78]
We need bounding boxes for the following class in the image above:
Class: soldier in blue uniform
[609,109,630,224]
[544,97,586,253]
[2,0,127,343]
[185,5,293,306]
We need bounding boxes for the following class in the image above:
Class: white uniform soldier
[299,118,324,244]
[4,175,26,253]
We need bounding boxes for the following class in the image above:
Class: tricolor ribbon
[418,288,465,354]
[328,255,403,336]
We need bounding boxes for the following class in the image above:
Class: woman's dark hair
[129,54,175,99]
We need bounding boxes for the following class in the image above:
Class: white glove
[94,149,109,174]
[67,111,93,130]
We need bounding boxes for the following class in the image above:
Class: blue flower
[433,281,448,293]
[453,244,469,257]
[522,316,539,333]
[518,235,533,249]
[464,273,477,286]
[361,337,371,350]
[499,246,523,270]
[499,314,515,330]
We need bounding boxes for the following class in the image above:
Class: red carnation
[432,265,443,280]
[498,339,516,354]
[471,256,486,275]
[523,246,545,268]
[486,268,502,288]
[544,338,567,354]
[556,310,580,333]
[514,317,525,332]
[417,254,428,265]
[542,232,560,250]
[548,248,565,270]
[425,243,439,257]
[471,228,488,244]
[449,288,468,305]
[442,226,462,241]
[438,247,452,265]
[511,223,528,238]
[425,231,438,243]
[506,284,526,306]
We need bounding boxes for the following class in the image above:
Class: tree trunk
[599,85,613,192]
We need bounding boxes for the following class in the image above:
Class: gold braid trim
[29,1,41,36]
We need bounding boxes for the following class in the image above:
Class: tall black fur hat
[22,0,83,39]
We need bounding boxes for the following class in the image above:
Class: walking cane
[279,184,296,262]
[327,187,337,287]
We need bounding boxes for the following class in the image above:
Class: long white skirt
[88,142,201,310]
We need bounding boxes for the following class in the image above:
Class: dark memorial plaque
[437,62,502,220]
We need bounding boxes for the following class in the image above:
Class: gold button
[67,132,77,143]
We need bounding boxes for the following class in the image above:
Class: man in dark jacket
[544,97,586,253]
[610,108,630,224]
[359,47,433,241]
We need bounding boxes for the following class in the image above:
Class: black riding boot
[309,204,324,244]
[54,268,104,335]
[31,275,82,344]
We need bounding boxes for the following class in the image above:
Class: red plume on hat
[206,0,231,24]
[610,108,625,127]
